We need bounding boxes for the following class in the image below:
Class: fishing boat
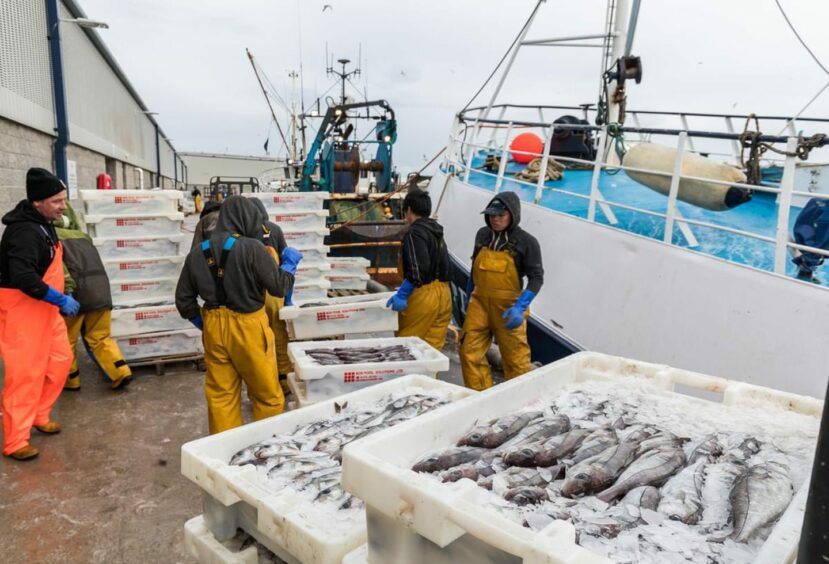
[428,0,829,398]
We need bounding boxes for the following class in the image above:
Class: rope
[329,146,446,233]
[514,157,565,182]
[739,113,827,184]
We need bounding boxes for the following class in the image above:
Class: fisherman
[249,197,296,397]
[56,201,132,391]
[791,197,829,284]
[0,168,78,460]
[191,187,203,214]
[460,191,543,391]
[175,195,302,434]
[191,200,222,250]
[386,188,452,350]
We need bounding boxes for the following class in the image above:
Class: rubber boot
[111,375,132,390]
[34,421,61,434]
[6,445,39,460]
[64,371,81,391]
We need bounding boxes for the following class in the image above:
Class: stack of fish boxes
[80,190,202,363]
[326,257,370,291]
[244,192,332,304]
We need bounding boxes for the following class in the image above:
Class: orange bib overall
[0,243,72,454]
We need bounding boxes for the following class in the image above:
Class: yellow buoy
[623,143,751,211]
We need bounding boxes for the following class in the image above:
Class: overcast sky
[80,0,829,173]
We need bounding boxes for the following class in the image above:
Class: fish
[505,428,591,468]
[730,462,793,543]
[411,447,490,473]
[305,345,417,365]
[636,432,688,455]
[506,414,572,449]
[457,411,541,449]
[699,455,747,532]
[504,486,549,505]
[657,457,707,524]
[686,433,723,463]
[596,446,686,502]
[620,485,660,511]
[561,440,641,498]
[479,465,562,492]
[566,427,618,465]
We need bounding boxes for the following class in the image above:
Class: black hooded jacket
[249,197,287,254]
[403,217,450,286]
[0,200,61,299]
[472,192,544,294]
[175,196,294,320]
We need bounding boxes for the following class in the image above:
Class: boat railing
[443,112,829,279]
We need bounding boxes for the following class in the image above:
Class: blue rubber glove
[386,279,415,312]
[190,314,203,330]
[43,286,80,316]
[280,247,303,276]
[502,289,535,330]
[465,277,475,302]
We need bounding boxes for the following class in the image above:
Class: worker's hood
[483,191,521,231]
[249,197,269,224]
[2,199,50,227]
[200,200,221,219]
[412,217,444,239]
[214,195,262,239]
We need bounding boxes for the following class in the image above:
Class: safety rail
[443,112,829,282]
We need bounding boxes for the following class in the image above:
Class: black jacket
[472,191,544,294]
[248,197,287,254]
[175,196,294,320]
[0,200,60,299]
[403,217,450,286]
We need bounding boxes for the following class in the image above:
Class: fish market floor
[0,336,479,563]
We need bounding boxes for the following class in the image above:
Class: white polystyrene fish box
[279,292,397,340]
[294,262,332,286]
[244,191,329,211]
[270,210,329,231]
[296,245,330,264]
[84,212,185,238]
[283,228,328,249]
[109,277,178,307]
[103,255,184,282]
[288,337,449,403]
[327,257,370,277]
[180,375,474,564]
[292,279,331,304]
[340,352,822,564]
[80,189,182,215]
[110,303,192,338]
[326,274,369,291]
[93,234,185,259]
[116,328,203,361]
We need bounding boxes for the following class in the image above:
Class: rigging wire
[460,0,544,112]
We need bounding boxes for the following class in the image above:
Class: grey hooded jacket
[175,195,293,320]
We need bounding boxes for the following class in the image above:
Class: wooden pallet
[127,353,205,376]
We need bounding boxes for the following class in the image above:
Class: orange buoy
[510,132,544,164]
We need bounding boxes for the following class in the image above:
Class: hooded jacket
[249,197,287,254]
[190,201,222,250]
[54,202,112,312]
[0,200,61,299]
[472,191,544,294]
[175,196,294,320]
[403,217,450,286]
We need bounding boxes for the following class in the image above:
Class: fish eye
[575,473,589,481]
[470,433,481,441]
[521,449,534,456]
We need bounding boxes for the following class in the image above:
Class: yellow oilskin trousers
[263,246,293,391]
[203,306,284,434]
[64,309,132,389]
[396,280,452,350]
[460,247,531,391]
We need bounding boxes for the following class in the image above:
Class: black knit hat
[26,168,66,201]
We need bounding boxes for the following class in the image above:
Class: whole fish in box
[621,485,660,511]
[595,446,686,502]
[504,486,549,506]
[657,457,707,524]
[305,345,417,365]
[412,447,490,473]
[561,440,641,498]
[504,428,590,468]
[699,455,747,532]
[636,432,688,455]
[730,462,793,543]
[566,427,618,465]
[480,465,563,492]
[685,433,723,464]
[457,411,541,448]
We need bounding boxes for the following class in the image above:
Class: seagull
[323,4,333,11]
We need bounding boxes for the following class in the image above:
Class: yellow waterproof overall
[64,309,132,389]
[263,245,293,391]
[396,280,452,350]
[460,247,531,391]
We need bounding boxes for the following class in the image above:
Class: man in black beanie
[0,167,80,461]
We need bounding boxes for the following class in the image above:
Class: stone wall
[0,116,54,209]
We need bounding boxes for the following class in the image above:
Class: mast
[246,48,289,158]
[605,0,631,126]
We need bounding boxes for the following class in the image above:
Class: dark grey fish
[561,440,642,498]
[458,411,541,448]
[507,414,571,449]
[596,446,686,502]
[636,432,688,455]
[567,427,618,465]
[504,486,549,506]
[686,434,723,464]
[533,428,592,467]
[730,462,793,543]
[699,455,747,532]
[479,465,562,491]
[411,447,489,473]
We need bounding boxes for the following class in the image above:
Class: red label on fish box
[135,309,171,321]
[114,196,146,204]
[342,368,404,383]
[316,307,364,321]
[115,218,144,226]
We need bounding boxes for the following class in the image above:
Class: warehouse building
[0,0,185,208]
[179,151,290,192]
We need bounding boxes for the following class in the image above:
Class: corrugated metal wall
[0,1,178,180]
[0,1,55,134]
[180,153,286,185]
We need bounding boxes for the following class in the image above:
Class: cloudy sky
[81,0,829,172]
